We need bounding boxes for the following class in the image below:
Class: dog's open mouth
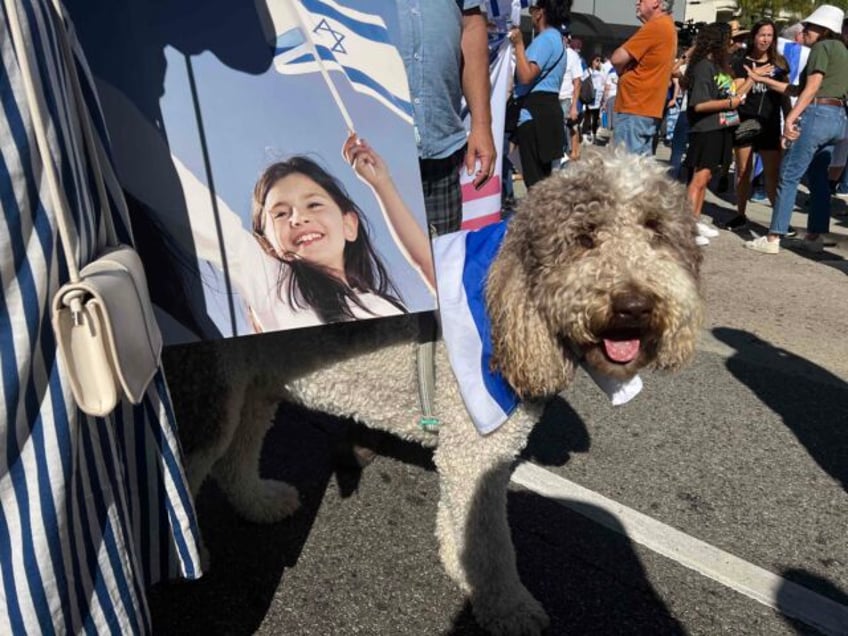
[577,327,655,379]
[601,330,643,364]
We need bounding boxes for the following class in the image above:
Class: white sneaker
[744,235,780,254]
[695,235,710,247]
[696,221,720,238]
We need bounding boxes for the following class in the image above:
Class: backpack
[579,75,595,105]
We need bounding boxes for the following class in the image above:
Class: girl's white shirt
[173,155,404,333]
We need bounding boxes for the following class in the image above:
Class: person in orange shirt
[610,0,678,155]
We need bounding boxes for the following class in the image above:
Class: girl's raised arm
[343,133,436,292]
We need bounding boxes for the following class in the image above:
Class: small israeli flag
[268,0,413,124]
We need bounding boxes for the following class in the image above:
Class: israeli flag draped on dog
[270,0,414,125]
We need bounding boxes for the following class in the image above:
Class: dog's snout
[612,293,653,322]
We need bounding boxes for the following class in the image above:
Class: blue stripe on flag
[300,0,392,45]
[784,42,802,83]
[461,223,519,416]
[294,44,412,116]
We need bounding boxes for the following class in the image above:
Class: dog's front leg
[211,378,300,523]
[433,410,549,636]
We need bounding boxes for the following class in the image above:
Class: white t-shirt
[605,67,618,98]
[559,47,584,100]
[589,68,605,109]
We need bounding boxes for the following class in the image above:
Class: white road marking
[511,461,848,636]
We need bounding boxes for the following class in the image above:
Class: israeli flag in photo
[269,0,413,124]
[433,222,644,436]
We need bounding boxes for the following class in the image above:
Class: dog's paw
[231,478,301,523]
[473,588,550,636]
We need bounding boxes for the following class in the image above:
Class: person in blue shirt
[508,0,570,187]
[396,1,496,235]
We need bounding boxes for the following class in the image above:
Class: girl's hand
[343,133,390,187]
[744,63,773,81]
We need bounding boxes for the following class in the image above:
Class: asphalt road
[149,147,848,635]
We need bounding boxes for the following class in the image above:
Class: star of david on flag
[268,0,413,125]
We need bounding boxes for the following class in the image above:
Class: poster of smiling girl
[63,0,436,343]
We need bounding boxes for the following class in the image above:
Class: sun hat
[728,19,750,40]
[802,5,844,34]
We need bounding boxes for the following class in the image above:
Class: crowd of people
[505,0,848,255]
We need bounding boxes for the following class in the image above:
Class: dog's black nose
[612,293,653,322]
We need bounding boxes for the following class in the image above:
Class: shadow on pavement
[521,395,591,466]
[148,403,336,634]
[449,490,685,635]
[149,400,433,634]
[712,327,848,491]
[778,568,848,634]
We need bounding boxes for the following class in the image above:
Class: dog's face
[487,148,703,397]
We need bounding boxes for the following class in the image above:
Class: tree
[735,0,813,24]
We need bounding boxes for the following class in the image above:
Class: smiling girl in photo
[249,134,435,327]
[176,133,435,334]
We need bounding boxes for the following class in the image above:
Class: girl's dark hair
[747,19,788,71]
[684,22,732,88]
[534,0,572,30]
[251,156,404,323]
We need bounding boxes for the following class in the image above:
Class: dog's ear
[653,292,704,372]
[486,232,576,398]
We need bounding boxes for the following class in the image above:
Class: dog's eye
[644,218,661,233]
[577,234,595,249]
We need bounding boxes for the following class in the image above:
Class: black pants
[582,108,600,137]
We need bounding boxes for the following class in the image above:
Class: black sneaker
[717,215,747,230]
[785,226,797,238]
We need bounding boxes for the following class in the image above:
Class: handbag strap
[514,40,565,95]
[3,0,119,287]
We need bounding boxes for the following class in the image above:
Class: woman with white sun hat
[745,4,848,254]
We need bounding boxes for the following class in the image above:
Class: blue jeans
[614,113,660,156]
[770,103,847,235]
[605,95,616,130]
[668,111,690,180]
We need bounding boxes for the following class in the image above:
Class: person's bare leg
[687,168,712,219]
[734,145,753,217]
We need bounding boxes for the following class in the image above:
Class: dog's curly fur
[166,148,703,635]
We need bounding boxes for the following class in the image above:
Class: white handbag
[6,0,162,416]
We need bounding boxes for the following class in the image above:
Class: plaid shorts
[419,146,465,236]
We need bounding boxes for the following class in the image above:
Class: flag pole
[291,0,356,133]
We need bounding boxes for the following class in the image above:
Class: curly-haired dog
[166,148,704,635]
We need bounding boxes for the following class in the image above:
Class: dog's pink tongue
[603,338,640,363]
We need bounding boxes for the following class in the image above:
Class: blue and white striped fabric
[433,221,643,435]
[0,2,202,633]
[270,0,413,124]
[777,37,810,86]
